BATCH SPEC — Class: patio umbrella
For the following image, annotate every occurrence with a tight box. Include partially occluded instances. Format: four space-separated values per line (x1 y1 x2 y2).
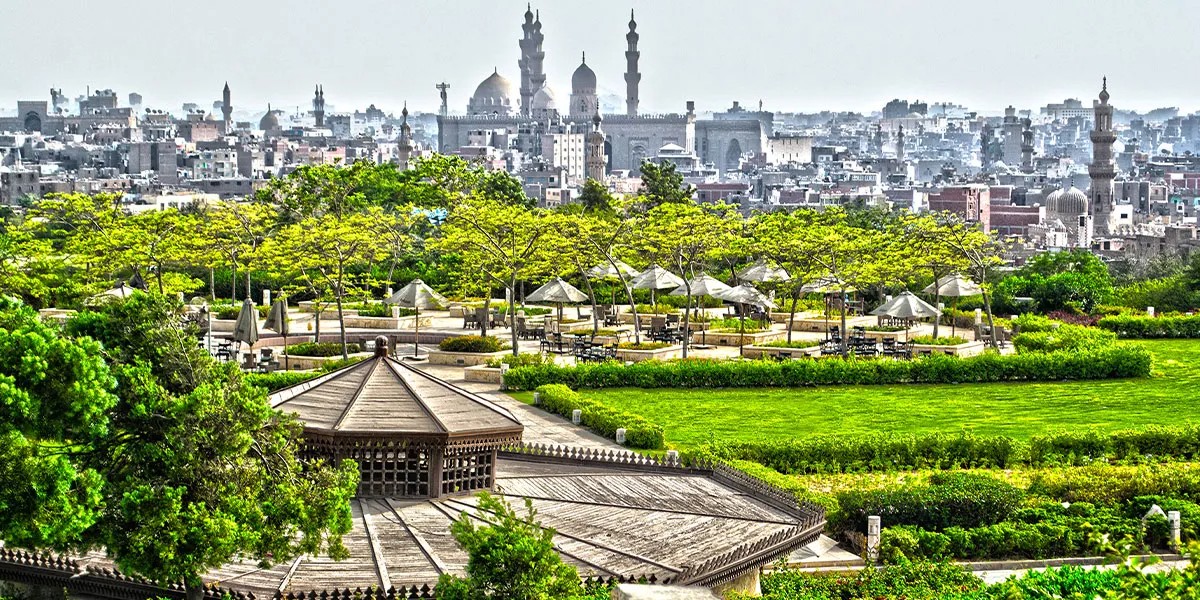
527 277 589 326
738 260 791 283
386 279 448 359
715 284 778 356
87 283 138 304
870 291 941 320
231 298 260 365
922 273 982 338
264 296 290 370
631 264 685 314
586 260 639 308
670 273 732 348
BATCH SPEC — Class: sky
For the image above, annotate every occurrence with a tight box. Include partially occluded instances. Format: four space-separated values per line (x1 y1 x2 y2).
1 0 1196 118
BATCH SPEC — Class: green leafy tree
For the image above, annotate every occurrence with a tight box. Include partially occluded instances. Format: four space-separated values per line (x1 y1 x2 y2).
577 178 614 214
751 210 822 342
638 161 694 207
1004 249 1113 313
436 493 603 600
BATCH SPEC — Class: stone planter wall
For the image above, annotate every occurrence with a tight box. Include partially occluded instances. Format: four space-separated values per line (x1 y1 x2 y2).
788 315 875 332
769 311 818 324
614 345 683 362
741 345 821 360
860 329 911 342
463 365 504 384
427 349 510 367
692 329 786 347
210 318 237 333
341 315 433 329
910 340 986 357
277 351 373 371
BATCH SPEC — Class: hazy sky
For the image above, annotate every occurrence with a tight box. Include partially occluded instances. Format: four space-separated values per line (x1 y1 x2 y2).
1 0 1196 117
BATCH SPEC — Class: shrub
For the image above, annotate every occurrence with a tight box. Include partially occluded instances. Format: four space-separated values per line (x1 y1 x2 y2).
438 335 505 353
318 356 367 372
349 303 417 318
244 371 320 391
758 339 819 349
1029 425 1200 466
617 341 671 350
1098 313 1200 338
286 342 362 357
534 384 664 449
865 325 906 332
494 302 551 317
833 472 1025 534
704 432 1024 475
502 345 1152 391
910 335 968 346
1028 463 1200 504
484 352 555 369
1012 313 1056 332
758 560 983 600
213 305 241 320
634 304 679 315
878 519 1109 562
1046 310 1101 326
1013 324 1116 353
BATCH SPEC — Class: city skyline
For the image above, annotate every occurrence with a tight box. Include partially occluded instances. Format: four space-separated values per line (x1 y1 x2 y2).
1 0 1197 116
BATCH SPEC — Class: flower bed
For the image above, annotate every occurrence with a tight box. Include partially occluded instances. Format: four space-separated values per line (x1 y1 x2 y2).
788 315 876 332
428 335 511 366
502 345 1152 391
341 314 433 329
287 341 362 357
909 335 985 357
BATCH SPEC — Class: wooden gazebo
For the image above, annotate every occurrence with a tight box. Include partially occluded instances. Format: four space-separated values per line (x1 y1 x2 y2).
269 339 523 498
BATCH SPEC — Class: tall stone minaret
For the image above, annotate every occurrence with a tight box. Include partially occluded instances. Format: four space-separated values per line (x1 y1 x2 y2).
1020 118 1034 173
312 85 325 128
624 9 640 117
530 11 546 101
586 111 607 182
398 103 413 170
518 4 535 117
1089 77 1116 238
896 125 905 161
221 82 233 133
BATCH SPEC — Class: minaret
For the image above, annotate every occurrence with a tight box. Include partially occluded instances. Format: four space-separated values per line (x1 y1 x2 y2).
397 103 413 170
896 125 905 161
586 111 606 182
624 9 641 117
436 82 450 117
1020 118 1034 173
872 125 883 154
312 85 325 128
980 123 993 172
221 82 233 133
1089 77 1116 238
518 4 535 117
530 11 546 102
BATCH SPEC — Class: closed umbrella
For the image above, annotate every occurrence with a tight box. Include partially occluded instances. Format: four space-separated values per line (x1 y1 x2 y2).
670 273 732 349
922 273 982 338
715 284 778 356
631 264 685 314
527 277 589 327
231 298 260 366
386 279 448 359
264 296 290 370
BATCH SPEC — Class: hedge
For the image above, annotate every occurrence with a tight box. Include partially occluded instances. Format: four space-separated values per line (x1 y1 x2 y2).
245 371 320 391
1012 324 1116 353
534 384 664 449
834 473 1025 534
438 335 505 353
1098 314 1200 338
700 425 1200 476
286 342 362 357
503 345 1152 390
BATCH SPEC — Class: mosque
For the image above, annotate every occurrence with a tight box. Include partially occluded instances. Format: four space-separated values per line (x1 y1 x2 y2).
437 6 767 176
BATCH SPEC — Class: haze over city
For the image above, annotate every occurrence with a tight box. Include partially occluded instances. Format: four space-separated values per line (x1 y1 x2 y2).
1 0 1197 115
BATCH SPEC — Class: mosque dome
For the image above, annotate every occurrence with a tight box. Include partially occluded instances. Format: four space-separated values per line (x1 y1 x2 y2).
572 54 597 92
530 85 559 111
469 70 517 114
1048 186 1088 218
259 105 279 131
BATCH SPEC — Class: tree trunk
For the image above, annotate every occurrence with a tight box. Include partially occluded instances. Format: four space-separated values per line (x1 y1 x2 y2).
621 276 641 345
680 283 692 359
185 578 204 600
231 265 238 302
982 286 999 351
314 304 322 345
481 294 490 339
209 267 216 302
787 294 798 343
336 290 348 360
246 269 253 305
155 265 164 295
839 289 849 354
577 264 600 336
932 289 942 339
508 278 519 356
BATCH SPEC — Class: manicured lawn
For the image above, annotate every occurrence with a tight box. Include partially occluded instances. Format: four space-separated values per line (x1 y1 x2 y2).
538 340 1200 448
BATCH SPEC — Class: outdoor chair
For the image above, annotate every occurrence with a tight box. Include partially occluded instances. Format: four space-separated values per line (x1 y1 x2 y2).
852 326 867 340
881 338 897 356
463 311 479 330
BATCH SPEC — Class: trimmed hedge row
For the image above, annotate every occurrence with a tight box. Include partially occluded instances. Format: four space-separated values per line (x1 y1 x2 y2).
534 384 664 449
286 342 362 357
1098 314 1200 338
504 345 1152 391
833 473 1025 534
703 425 1200 476
439 335 505 353
1012 325 1116 353
245 371 320 391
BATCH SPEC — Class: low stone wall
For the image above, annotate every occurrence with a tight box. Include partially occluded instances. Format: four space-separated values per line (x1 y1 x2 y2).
741 345 821 360
463 364 503 384
910 340 985 357
788 316 875 332
342 315 433 329
277 351 373 371
693 329 786 347
427 349 509 367
614 345 683 362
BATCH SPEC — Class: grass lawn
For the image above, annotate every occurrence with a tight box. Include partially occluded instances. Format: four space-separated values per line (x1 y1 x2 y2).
531 340 1200 448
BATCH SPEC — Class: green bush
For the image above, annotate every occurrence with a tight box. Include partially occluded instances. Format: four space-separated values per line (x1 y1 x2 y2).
534 384 664 449
484 352 555 369
704 432 1024 475
347 303 417 318
1098 313 1200 338
617 341 671 350
758 560 983 600
833 473 1025 534
1029 425 1200 466
758 339 819 349
286 342 362 357
1028 463 1200 504
213 305 241 320
1013 324 1116 353
244 371 320 391
634 303 679 315
878 519 1110 562
503 345 1152 391
438 335 505 353
1012 313 1057 332
910 334 968 346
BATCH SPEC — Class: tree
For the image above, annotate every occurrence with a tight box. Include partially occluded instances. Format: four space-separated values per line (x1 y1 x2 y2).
435 493 604 600
752 210 822 342
263 210 387 359
894 212 971 338
939 217 1008 350
1003 249 1112 313
638 161 693 207
61 296 359 600
637 203 738 357
577 178 614 214
201 201 276 302
0 227 71 308
27 192 130 289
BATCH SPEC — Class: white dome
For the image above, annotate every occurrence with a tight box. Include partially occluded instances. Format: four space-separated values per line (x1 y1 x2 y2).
469 70 517 115
531 85 559 111
1049 186 1088 218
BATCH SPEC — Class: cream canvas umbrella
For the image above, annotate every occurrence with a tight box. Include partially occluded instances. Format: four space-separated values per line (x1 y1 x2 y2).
870 291 942 340
738 260 791 284
527 277 589 326
386 279 448 360
670 273 731 349
922 274 982 338
263 296 290 370
231 298 260 366
631 264 685 314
